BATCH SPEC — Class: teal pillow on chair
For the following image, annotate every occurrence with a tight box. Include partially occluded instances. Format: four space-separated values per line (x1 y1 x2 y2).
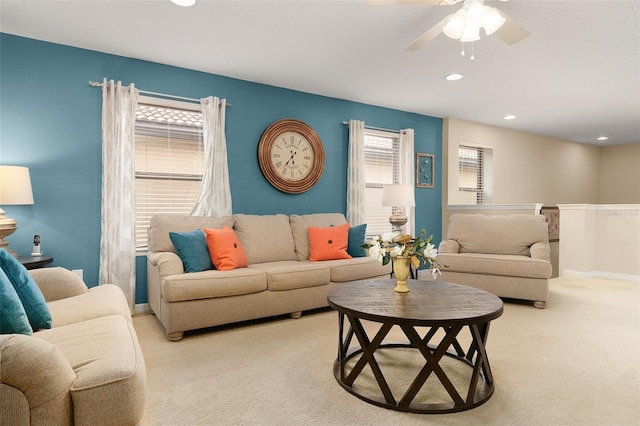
0 266 33 335
169 230 214 273
0 249 52 330
347 224 368 258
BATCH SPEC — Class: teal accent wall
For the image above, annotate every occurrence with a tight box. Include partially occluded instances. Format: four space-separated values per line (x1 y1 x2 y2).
0 33 443 304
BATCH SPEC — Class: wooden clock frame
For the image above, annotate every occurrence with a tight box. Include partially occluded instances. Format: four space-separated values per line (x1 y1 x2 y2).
258 119 325 194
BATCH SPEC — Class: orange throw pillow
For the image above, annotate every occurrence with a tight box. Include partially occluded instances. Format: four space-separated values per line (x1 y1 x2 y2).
308 223 352 261
203 227 248 271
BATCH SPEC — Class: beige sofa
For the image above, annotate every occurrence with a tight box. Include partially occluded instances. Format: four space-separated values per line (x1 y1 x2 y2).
437 214 552 308
0 267 146 426
147 213 391 340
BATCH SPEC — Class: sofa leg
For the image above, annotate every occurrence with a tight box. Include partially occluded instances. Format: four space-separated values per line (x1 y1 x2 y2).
533 301 547 309
166 331 184 341
289 311 302 319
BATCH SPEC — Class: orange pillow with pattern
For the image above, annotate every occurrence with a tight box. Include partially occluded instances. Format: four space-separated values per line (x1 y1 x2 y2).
203 226 248 271
308 223 352 261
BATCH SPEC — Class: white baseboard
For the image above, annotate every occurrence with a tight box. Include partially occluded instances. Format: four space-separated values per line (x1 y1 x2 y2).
134 303 150 315
562 270 640 282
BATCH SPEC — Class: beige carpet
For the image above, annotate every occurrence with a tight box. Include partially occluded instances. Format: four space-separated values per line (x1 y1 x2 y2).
133 276 640 425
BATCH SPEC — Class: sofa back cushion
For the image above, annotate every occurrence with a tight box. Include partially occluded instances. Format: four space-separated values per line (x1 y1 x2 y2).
233 214 297 264
148 214 235 253
447 214 549 256
290 213 348 260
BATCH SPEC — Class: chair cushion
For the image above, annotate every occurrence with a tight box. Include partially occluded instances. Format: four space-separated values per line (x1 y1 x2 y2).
248 261 331 291
169 230 213 273
47 284 132 328
436 252 552 279
0 249 51 330
289 213 348 260
0 268 32 335
308 223 352 261
204 226 248 271
161 269 267 302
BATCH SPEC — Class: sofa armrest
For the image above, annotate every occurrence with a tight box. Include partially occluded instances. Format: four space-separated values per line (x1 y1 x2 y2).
438 240 460 254
147 252 184 277
530 242 551 262
29 267 88 302
0 334 76 422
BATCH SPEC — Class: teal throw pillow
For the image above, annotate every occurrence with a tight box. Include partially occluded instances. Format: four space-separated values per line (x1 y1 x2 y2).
169 230 214 273
347 224 368 258
0 249 52 330
0 265 33 335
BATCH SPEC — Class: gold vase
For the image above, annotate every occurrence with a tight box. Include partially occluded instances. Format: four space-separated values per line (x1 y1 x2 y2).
393 256 411 293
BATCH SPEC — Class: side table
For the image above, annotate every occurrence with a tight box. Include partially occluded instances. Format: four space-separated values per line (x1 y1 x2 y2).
18 255 53 270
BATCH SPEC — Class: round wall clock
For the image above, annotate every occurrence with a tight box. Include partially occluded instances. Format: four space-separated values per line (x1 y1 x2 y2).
258 119 325 194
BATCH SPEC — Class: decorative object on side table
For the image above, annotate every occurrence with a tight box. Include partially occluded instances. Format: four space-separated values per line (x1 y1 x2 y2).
381 183 415 233
0 166 35 257
363 229 444 292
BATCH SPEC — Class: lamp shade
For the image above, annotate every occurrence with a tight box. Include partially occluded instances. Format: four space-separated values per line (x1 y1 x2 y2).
381 184 415 207
0 166 34 205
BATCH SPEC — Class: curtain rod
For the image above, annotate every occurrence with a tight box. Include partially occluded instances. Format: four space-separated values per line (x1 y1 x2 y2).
88 81 232 107
342 121 406 135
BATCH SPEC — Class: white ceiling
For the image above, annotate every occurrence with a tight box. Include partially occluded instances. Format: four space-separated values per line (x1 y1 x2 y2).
1 0 639 145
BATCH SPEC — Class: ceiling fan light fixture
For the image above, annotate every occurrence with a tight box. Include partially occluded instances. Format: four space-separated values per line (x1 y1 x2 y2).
483 7 506 35
443 12 466 39
460 27 480 42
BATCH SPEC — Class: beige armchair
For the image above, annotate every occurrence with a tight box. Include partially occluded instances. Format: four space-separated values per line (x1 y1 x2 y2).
437 214 552 308
1 267 146 426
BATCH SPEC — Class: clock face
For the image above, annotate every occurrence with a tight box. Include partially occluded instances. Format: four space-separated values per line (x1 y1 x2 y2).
270 131 315 182
258 119 325 194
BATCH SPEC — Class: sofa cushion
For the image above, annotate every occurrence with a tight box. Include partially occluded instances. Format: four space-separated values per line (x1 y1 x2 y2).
0 249 51 330
290 213 348 261
0 268 32 335
248 261 330 291
204 227 248 271
447 214 549 256
169 230 214 273
47 284 131 328
234 214 297 264
308 223 352 261
161 269 267 302
320 258 392 283
148 214 235 254
436 252 552 279
35 315 146 426
347 223 367 258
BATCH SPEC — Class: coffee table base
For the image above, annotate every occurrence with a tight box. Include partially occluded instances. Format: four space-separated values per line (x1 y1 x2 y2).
333 313 496 414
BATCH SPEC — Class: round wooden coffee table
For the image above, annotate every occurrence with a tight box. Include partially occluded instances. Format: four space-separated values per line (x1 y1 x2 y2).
327 279 503 414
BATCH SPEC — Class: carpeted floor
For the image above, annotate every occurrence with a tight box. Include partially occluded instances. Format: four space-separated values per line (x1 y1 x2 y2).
133 276 640 425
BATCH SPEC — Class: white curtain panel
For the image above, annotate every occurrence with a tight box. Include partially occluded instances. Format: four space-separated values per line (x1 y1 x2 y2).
99 79 139 312
346 119 366 226
399 128 415 235
191 96 233 217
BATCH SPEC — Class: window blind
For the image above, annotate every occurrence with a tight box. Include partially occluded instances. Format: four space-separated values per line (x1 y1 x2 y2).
458 144 493 204
134 103 204 250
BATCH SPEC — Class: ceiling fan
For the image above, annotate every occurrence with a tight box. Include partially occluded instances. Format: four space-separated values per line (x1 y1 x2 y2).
369 0 529 51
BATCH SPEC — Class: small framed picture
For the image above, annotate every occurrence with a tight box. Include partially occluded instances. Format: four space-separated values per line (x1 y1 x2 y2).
416 153 434 188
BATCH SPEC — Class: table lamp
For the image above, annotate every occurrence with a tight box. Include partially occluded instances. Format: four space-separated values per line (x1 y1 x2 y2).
0 166 34 257
381 183 415 233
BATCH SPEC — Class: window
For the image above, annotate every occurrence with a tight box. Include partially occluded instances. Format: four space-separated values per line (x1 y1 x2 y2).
134 98 204 250
458 144 493 204
363 129 410 237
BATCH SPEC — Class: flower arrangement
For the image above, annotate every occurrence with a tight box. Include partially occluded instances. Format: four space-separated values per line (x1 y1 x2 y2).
363 229 444 279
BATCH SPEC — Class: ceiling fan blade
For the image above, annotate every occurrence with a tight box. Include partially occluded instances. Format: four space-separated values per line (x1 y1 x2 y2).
366 0 461 6
494 11 529 45
405 14 453 51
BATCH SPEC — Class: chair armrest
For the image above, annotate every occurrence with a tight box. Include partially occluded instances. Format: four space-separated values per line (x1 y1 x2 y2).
530 242 551 262
147 252 184 277
438 240 460 254
29 267 88 302
0 334 76 412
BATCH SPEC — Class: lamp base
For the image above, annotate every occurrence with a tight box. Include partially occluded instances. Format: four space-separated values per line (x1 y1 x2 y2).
389 211 408 233
0 207 19 258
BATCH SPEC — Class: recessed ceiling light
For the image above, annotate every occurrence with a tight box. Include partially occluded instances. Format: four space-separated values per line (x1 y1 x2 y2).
445 73 464 81
597 136 609 141
503 115 516 120
171 0 196 6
